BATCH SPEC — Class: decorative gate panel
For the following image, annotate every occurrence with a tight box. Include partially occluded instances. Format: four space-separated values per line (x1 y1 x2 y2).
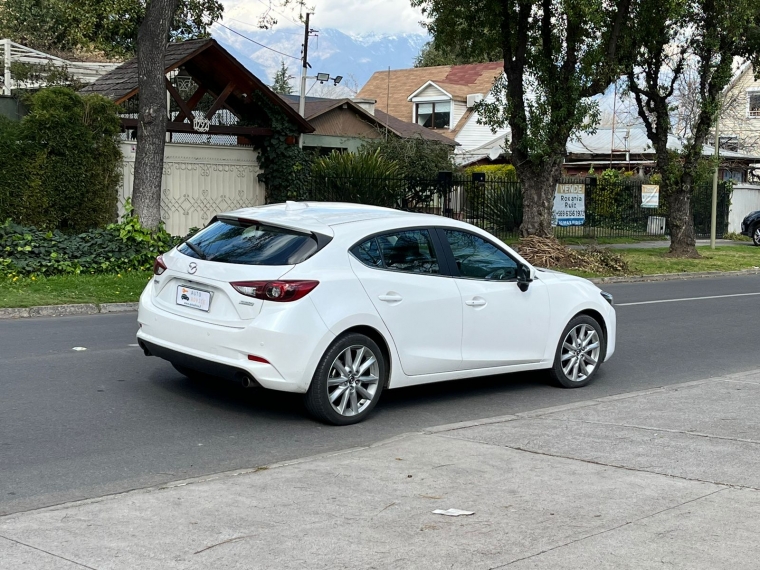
119 142 263 236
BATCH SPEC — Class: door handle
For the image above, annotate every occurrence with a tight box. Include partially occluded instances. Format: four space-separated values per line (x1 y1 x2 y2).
465 298 487 307
378 294 403 303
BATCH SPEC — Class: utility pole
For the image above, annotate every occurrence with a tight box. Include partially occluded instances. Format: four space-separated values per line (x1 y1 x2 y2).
298 12 312 148
4 39 12 96
710 107 720 249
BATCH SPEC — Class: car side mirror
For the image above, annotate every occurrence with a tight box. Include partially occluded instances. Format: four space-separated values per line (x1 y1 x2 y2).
516 263 533 292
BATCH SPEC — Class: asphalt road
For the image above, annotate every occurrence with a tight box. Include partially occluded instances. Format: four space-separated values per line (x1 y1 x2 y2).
2 275 760 515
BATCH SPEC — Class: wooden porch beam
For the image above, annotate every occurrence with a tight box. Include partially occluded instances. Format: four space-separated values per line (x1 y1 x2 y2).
174 86 208 123
205 81 236 119
121 118 272 136
164 77 195 124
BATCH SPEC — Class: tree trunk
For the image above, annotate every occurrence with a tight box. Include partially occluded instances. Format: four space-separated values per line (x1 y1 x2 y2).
132 0 179 230
518 157 563 237
667 183 699 258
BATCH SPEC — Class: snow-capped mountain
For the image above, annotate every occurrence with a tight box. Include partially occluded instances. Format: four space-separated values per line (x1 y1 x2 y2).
212 26 428 94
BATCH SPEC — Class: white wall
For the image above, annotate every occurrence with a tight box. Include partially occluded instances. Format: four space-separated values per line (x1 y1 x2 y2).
120 142 263 237
729 184 760 234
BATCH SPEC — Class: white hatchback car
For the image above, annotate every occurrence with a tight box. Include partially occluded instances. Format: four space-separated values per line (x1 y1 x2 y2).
137 202 616 425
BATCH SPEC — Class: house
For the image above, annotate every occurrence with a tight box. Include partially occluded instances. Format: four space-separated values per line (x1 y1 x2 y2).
357 62 506 157
719 62 760 159
278 95 457 154
461 127 760 182
81 38 314 235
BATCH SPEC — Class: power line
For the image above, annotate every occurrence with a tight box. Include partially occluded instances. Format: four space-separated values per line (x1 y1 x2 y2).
229 18 302 36
215 23 301 61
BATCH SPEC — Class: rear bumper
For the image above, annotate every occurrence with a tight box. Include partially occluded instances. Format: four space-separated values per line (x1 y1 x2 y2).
139 339 258 385
136 287 335 394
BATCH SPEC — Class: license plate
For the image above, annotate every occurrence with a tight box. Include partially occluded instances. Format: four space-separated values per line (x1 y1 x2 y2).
176 285 211 312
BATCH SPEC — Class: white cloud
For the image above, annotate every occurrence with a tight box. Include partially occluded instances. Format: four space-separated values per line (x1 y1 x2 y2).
220 0 426 36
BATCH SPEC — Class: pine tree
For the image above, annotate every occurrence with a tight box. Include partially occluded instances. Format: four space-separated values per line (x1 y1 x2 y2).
271 60 294 95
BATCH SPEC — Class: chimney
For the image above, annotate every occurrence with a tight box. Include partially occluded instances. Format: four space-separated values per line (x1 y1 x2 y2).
352 98 376 115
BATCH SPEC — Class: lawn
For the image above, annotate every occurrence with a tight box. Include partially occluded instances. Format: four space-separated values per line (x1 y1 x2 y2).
0 271 152 308
565 245 760 278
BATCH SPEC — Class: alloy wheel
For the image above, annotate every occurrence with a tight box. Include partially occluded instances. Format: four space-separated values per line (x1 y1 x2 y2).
560 324 601 383
754 227 760 245
327 345 380 416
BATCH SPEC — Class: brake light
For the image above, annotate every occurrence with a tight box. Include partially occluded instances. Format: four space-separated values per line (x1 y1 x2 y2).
231 280 319 302
153 255 167 276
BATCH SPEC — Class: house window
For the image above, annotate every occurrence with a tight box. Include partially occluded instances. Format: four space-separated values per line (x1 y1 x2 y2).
416 101 451 129
750 92 760 118
719 135 739 152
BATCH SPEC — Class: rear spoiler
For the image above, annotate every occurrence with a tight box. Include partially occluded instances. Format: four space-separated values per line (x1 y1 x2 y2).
213 215 333 249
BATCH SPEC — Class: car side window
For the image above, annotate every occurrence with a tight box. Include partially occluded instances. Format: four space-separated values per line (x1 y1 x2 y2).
350 238 383 268
377 230 439 274
444 230 517 280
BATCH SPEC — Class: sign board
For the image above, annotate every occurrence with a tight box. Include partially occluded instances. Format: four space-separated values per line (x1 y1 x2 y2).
642 184 660 208
552 184 585 226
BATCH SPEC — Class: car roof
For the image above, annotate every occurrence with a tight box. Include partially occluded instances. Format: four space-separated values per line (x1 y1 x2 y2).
223 202 446 235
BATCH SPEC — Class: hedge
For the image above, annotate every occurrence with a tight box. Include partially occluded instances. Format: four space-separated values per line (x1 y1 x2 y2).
0 87 122 232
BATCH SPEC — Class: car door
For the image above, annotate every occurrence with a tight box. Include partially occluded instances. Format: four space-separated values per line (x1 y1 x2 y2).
348 228 462 376
438 228 550 369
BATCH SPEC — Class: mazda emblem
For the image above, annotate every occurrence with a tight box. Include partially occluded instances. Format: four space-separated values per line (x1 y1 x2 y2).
188 262 198 274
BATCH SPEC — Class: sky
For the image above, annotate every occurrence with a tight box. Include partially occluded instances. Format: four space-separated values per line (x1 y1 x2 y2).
219 0 427 36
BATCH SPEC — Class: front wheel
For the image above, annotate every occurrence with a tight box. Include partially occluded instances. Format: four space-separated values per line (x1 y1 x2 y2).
549 315 606 388
304 333 387 425
752 225 760 246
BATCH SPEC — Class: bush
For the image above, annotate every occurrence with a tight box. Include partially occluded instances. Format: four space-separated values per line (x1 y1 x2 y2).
361 136 454 180
463 164 517 181
310 149 404 207
0 87 122 232
0 201 180 277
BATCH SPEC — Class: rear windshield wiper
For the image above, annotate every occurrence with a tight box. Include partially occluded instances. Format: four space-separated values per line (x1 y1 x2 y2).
183 240 207 260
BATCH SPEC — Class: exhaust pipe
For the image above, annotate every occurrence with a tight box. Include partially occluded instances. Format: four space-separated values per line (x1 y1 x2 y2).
138 340 152 357
239 374 259 388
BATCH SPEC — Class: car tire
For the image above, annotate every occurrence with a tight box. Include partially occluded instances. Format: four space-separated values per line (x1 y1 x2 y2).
172 363 208 381
304 333 387 426
549 315 606 388
752 225 760 246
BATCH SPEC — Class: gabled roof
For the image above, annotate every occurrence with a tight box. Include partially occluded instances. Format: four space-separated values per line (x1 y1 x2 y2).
407 81 453 101
357 61 503 123
81 38 313 133
279 95 458 146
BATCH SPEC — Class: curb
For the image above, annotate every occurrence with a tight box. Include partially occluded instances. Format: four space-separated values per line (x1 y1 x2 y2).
589 268 760 285
0 302 138 320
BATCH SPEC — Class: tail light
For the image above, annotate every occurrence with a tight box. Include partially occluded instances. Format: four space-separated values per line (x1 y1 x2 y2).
153 255 167 276
231 280 319 302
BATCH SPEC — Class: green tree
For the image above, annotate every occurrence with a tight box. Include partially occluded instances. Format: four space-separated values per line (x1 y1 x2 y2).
414 41 500 68
271 60 294 95
411 0 635 237
0 0 223 57
625 0 760 257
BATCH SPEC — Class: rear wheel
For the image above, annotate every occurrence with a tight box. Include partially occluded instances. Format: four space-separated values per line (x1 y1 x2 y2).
304 333 387 425
752 225 760 246
549 315 606 388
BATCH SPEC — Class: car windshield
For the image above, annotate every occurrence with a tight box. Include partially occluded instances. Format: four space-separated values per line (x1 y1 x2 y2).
178 219 318 265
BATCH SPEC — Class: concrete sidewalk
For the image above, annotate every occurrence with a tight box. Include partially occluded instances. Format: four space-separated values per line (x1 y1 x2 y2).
3 371 760 569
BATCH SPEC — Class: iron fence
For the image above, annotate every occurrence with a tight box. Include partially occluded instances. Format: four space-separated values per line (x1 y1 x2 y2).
287 175 732 240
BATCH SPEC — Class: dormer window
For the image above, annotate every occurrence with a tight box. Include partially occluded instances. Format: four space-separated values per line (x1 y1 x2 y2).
416 101 451 129
749 92 760 118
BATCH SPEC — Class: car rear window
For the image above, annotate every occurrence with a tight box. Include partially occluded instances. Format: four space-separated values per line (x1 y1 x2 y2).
178 219 319 265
